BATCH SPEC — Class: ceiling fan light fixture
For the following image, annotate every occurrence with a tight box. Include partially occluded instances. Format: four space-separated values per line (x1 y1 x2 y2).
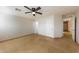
32 12 36 16
32 12 35 14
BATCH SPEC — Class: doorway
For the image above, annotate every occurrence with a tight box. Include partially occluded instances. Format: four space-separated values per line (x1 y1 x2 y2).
63 15 76 43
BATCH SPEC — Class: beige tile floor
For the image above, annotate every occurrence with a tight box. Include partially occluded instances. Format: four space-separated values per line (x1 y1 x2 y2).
0 32 79 53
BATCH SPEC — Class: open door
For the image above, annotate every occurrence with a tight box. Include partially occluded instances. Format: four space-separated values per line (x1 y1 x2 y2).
71 16 76 42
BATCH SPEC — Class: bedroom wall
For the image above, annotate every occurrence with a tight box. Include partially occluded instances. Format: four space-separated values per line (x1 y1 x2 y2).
34 15 63 38
34 16 55 37
0 13 33 41
0 13 63 41
54 15 63 38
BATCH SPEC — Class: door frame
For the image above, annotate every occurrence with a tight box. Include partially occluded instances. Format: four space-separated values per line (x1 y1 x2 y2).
63 15 77 43
74 16 77 43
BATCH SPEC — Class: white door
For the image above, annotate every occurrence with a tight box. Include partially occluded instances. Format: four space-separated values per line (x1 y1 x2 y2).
71 16 76 42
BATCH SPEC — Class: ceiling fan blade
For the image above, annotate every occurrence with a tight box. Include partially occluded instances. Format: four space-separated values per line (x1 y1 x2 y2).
35 7 41 11
25 12 31 14
24 6 32 11
36 12 42 15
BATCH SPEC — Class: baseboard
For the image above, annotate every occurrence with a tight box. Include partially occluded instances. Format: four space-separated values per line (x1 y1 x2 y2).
76 39 79 44
0 33 63 42
36 33 63 39
0 33 33 42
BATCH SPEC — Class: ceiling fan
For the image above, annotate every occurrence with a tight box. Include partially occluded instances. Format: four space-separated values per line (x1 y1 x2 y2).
24 6 42 16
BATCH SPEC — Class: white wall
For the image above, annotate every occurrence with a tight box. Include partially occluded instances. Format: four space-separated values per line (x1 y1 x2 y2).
34 15 63 38
54 15 63 38
0 13 63 41
0 13 33 41
34 16 55 37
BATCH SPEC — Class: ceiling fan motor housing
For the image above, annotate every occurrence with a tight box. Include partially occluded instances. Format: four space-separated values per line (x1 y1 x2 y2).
32 8 36 12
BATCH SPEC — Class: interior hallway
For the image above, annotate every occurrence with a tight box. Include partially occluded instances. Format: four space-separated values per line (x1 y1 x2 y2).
0 32 79 53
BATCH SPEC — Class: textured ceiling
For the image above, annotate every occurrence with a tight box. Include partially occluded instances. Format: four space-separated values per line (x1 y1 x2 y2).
0 6 79 19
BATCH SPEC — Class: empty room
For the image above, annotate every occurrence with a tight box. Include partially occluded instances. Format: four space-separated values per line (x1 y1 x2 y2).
0 6 79 53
